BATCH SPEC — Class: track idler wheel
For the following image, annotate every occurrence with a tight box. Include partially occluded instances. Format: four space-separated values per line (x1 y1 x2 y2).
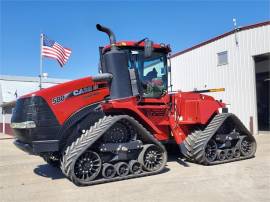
115 162 129 177
129 160 142 174
240 136 256 157
102 163 116 179
217 150 226 161
73 151 102 183
138 144 166 172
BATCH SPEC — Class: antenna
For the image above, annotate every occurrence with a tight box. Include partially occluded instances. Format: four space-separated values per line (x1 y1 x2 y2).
233 18 239 46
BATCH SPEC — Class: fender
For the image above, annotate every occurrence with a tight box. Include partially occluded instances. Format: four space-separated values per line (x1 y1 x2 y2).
58 102 105 150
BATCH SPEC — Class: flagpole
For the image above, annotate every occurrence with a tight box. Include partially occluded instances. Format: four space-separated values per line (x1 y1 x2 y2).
39 33 43 89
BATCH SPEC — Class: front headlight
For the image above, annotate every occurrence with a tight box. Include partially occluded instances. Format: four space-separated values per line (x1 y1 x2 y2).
11 121 36 129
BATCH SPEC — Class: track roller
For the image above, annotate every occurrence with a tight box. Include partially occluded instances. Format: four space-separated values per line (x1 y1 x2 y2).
102 163 116 179
129 160 142 174
115 162 129 177
217 150 226 161
233 148 241 158
225 149 233 159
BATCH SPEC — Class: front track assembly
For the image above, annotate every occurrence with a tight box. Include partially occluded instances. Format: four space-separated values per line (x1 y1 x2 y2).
61 115 167 186
181 113 257 165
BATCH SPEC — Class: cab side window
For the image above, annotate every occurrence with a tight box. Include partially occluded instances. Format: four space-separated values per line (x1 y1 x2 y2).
142 56 167 98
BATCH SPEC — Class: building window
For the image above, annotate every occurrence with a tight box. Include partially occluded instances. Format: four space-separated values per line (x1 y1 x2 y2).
217 51 228 66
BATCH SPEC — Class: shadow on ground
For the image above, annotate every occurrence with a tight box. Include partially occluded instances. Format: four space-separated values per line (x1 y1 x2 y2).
167 153 191 167
165 143 191 167
34 164 65 180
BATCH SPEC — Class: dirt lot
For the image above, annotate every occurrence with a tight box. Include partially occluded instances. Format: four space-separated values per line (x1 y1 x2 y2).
0 133 269 202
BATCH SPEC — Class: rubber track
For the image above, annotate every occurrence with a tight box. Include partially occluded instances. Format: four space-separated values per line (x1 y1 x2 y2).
182 113 257 165
61 115 167 186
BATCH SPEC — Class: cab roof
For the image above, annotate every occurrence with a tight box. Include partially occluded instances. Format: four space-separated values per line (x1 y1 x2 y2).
102 41 171 53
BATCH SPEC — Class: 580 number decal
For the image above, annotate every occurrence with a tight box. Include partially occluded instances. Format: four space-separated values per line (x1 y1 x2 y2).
52 95 65 105
51 85 101 105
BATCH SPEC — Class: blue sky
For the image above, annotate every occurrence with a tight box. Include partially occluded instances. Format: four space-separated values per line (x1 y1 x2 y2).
1 0 269 79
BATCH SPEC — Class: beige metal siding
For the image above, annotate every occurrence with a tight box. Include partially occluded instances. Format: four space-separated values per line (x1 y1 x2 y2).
171 25 270 134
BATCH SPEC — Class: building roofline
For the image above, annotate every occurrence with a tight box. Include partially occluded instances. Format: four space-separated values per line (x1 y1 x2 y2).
0 74 69 83
171 21 270 58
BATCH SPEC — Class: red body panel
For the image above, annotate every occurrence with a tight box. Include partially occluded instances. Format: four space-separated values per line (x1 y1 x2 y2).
22 77 109 125
172 92 224 124
102 92 225 144
102 96 170 141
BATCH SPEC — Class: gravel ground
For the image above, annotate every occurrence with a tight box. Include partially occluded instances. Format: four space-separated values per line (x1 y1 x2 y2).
0 133 269 202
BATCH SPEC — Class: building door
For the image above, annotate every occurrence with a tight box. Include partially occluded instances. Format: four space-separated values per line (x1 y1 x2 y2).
254 53 270 132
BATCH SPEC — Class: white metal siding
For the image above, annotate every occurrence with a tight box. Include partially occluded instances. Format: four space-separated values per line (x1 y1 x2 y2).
0 76 69 123
0 80 59 103
171 25 270 134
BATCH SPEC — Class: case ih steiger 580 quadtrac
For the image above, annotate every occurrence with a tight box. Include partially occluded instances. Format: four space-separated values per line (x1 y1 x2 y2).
11 24 257 186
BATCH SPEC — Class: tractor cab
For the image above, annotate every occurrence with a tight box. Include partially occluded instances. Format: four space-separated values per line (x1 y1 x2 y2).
127 46 169 98
97 24 171 100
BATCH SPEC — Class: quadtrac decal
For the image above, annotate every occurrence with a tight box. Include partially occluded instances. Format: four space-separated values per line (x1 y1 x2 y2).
52 85 99 105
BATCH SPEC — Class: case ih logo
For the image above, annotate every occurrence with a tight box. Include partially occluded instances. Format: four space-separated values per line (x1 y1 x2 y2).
73 85 98 96
52 85 99 105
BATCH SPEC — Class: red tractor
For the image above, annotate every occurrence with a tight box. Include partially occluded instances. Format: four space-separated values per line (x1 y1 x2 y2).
11 24 256 186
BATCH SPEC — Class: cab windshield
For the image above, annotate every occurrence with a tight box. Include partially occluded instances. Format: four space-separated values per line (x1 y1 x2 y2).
127 50 168 98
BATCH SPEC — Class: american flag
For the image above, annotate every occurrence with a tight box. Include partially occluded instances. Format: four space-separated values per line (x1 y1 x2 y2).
42 34 72 67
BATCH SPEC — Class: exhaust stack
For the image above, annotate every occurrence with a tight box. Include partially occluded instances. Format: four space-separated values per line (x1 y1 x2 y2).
96 24 116 47
96 23 133 100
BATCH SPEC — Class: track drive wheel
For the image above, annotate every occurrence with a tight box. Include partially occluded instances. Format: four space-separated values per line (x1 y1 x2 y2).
138 144 166 172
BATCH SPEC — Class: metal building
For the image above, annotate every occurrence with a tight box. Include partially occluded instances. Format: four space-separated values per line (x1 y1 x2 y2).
0 75 69 135
170 21 270 135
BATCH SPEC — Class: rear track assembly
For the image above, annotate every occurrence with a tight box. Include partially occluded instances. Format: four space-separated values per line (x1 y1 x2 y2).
181 113 257 165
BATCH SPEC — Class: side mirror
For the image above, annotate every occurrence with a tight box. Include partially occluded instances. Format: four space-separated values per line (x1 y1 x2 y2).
144 39 153 58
